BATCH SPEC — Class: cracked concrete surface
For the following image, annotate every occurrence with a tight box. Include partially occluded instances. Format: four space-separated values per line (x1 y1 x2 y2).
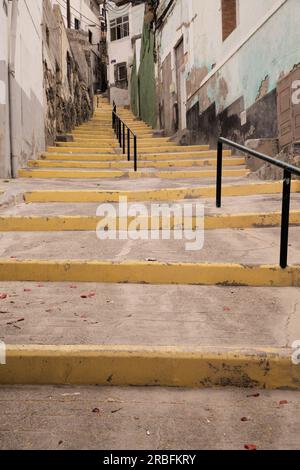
0 386 299 450
0 228 299 264
0 283 299 347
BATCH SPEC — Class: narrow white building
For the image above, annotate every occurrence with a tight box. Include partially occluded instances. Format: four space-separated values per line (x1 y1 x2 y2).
106 0 146 106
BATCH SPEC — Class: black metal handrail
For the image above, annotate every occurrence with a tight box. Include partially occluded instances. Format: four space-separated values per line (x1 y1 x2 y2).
216 137 300 269
112 107 138 172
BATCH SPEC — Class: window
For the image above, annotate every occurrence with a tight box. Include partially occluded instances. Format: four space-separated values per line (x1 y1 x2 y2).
221 0 237 41
117 64 127 82
74 18 80 30
110 15 129 41
89 30 93 44
114 62 128 88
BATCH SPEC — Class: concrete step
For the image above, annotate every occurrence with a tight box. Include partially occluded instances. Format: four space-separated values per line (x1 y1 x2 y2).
29 157 245 168
22 180 300 203
0 385 299 449
18 168 249 179
0 228 299 266
2 194 299 217
0 211 299 231
54 141 183 149
70 138 175 145
72 130 155 137
46 146 212 155
41 150 233 160
0 281 299 348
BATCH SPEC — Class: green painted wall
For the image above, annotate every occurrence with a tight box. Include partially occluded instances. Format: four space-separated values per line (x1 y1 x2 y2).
130 53 139 117
131 22 157 128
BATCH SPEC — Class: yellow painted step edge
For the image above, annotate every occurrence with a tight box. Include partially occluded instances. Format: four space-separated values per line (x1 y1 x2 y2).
0 345 298 388
28 158 245 168
0 260 299 287
24 181 300 203
0 212 299 231
18 169 248 179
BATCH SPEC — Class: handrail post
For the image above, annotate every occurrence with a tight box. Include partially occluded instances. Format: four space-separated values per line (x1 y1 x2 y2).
134 135 137 172
216 140 223 208
127 129 130 161
280 169 291 269
118 117 121 146
123 123 126 154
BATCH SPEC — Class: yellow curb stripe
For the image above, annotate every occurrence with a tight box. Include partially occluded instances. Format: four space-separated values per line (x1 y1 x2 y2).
47 146 213 155
41 153 125 161
0 260 299 287
28 158 245 169
24 181 300 203
18 168 248 179
41 151 232 161
0 212 299 231
47 147 116 154
0 345 298 388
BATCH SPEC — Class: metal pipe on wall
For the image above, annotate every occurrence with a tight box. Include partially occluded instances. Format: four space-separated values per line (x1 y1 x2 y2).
8 0 19 178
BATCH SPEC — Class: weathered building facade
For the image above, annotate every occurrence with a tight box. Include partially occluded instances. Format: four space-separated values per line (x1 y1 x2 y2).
0 0 104 178
154 0 300 152
106 0 146 107
51 0 105 92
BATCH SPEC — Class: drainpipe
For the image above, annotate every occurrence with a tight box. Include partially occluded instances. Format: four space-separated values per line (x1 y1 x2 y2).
8 0 19 178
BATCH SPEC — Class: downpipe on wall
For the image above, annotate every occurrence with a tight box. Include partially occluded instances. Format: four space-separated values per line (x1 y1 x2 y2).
8 0 19 178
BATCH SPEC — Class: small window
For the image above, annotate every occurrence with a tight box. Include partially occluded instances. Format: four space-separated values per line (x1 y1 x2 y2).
114 62 128 89
222 0 237 41
89 30 93 44
117 64 127 82
74 18 80 30
110 15 129 42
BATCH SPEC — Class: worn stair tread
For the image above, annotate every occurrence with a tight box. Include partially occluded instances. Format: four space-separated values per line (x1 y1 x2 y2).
0 282 299 347
0 227 299 264
1 194 300 216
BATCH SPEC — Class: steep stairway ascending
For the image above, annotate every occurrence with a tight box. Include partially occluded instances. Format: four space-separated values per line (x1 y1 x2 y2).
0 94 300 394
18 98 248 181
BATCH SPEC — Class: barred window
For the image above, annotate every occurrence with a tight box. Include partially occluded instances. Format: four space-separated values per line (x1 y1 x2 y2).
110 15 129 41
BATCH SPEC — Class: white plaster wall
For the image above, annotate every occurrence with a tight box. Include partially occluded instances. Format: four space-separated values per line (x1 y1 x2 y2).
4 0 45 176
0 2 10 177
15 0 45 164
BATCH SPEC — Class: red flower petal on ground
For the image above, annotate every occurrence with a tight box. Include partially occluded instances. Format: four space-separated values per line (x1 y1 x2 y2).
279 400 288 405
0 294 8 300
244 444 257 451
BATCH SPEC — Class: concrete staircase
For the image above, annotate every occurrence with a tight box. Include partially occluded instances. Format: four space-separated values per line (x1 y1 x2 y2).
1 96 300 392
19 98 247 180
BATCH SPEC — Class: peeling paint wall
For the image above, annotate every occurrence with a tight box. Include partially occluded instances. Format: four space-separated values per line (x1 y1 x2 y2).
156 0 300 145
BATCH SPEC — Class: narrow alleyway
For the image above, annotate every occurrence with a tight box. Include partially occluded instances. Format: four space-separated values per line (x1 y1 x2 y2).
0 96 300 449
